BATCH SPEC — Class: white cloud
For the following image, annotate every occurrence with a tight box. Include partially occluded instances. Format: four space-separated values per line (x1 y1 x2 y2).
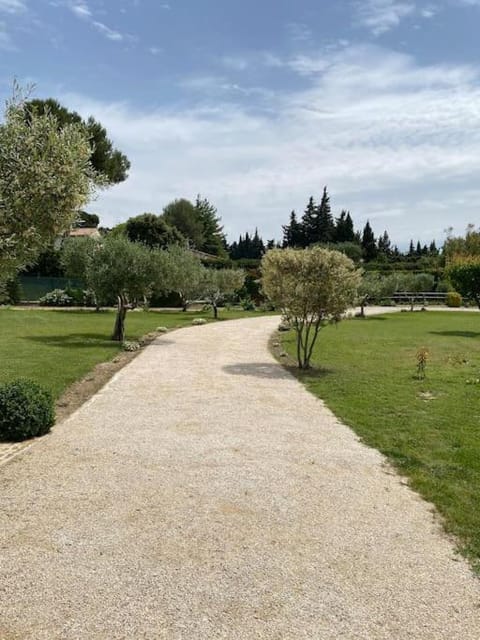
92 20 123 41
0 0 26 13
355 0 416 34
149 46 162 55
59 45 480 246
68 1 125 42
69 1 91 18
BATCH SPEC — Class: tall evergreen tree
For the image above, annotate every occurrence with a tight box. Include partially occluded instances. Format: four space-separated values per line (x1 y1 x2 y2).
195 195 227 256
429 240 438 256
335 210 356 243
408 240 415 257
282 210 304 247
251 228 265 258
301 196 317 246
377 230 392 257
361 221 377 261
316 186 335 243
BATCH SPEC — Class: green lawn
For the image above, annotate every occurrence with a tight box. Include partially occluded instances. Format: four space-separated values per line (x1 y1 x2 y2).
0 307 258 399
282 311 480 568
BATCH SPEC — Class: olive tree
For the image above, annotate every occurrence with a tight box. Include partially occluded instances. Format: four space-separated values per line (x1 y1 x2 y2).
262 247 361 369
166 245 205 311
0 92 95 283
201 268 245 318
63 236 172 341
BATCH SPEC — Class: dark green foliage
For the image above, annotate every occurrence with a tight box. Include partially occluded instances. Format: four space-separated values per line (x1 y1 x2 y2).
377 230 392 258
361 221 377 261
335 210 355 243
23 244 64 277
163 199 204 249
25 99 130 184
447 258 480 308
126 213 184 249
0 277 23 304
75 211 99 228
230 230 265 259
194 195 227 256
282 210 304 248
316 187 335 244
300 196 317 245
0 379 55 441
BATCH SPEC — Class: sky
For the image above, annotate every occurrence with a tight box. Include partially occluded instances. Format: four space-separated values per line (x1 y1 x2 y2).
1 0 480 247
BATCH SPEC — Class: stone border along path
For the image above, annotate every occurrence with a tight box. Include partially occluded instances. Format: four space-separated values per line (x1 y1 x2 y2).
1 314 480 639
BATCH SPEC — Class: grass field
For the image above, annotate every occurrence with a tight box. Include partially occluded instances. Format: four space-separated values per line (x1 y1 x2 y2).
282 311 480 568
0 307 257 399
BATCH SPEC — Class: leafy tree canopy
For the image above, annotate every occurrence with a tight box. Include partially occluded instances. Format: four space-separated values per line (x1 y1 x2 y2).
262 247 361 369
162 198 204 249
25 98 130 185
0 91 95 282
125 213 185 249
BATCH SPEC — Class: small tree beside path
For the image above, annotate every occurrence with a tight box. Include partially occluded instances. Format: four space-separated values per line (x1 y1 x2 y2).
262 247 361 369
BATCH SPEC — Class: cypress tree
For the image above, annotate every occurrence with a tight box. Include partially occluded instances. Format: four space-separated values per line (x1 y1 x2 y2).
361 221 377 261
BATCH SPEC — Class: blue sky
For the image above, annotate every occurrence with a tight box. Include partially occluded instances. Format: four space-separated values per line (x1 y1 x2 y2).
1 0 480 246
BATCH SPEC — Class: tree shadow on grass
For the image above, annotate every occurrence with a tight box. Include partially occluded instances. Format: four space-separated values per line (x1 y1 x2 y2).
23 333 117 349
430 331 480 339
24 334 177 349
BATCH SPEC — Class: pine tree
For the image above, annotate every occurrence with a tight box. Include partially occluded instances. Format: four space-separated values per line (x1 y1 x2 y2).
282 210 304 247
408 240 415 257
344 212 355 242
336 210 356 243
377 230 391 257
361 221 377 261
316 186 335 244
195 195 227 256
334 210 347 243
429 240 438 256
416 241 422 257
301 196 317 246
251 228 265 259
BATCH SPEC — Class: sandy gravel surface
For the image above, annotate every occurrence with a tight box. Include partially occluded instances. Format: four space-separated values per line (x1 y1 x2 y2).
1 316 479 639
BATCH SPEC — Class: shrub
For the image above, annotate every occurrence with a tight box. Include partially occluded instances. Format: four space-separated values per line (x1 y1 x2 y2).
122 340 141 352
39 288 73 306
240 297 256 311
446 291 462 307
0 380 55 441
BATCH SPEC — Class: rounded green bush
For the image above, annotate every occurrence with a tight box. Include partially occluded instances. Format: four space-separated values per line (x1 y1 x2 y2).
446 291 462 308
0 380 55 442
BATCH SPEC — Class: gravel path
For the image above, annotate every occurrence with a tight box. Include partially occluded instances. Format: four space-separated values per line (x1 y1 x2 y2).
1 316 479 639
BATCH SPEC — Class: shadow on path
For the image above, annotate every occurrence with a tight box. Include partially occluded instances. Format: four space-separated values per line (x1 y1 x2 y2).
223 362 291 380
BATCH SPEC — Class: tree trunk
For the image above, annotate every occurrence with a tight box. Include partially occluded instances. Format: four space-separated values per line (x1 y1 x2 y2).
213 303 218 319
111 295 127 342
